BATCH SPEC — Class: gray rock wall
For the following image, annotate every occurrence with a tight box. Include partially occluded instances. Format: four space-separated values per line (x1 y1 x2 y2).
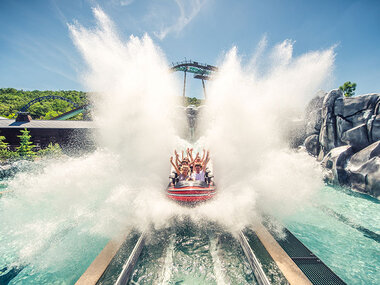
303 89 380 198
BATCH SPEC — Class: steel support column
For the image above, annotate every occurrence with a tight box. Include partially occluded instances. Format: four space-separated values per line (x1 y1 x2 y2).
183 70 187 98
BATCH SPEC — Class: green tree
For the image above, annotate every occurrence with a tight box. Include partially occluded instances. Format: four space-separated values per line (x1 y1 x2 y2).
0 135 8 150
0 149 19 161
339 81 357 97
185 97 203 107
41 110 61 120
17 128 36 159
0 135 19 161
0 89 88 119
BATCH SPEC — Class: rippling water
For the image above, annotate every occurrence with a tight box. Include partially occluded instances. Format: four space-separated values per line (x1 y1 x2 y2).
284 185 380 285
129 222 256 285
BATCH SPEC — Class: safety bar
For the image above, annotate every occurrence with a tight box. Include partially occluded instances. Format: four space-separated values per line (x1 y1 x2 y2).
115 233 146 285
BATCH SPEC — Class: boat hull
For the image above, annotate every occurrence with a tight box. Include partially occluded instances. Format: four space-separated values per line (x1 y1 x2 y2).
167 184 216 203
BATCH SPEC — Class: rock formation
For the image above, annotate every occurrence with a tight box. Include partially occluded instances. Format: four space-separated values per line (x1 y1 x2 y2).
303 89 380 198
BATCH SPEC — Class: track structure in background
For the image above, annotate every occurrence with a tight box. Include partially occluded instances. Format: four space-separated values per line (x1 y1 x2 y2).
17 95 89 121
171 60 218 99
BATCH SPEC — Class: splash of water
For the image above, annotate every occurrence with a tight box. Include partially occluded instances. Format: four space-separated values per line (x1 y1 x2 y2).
0 7 186 274
193 42 335 229
0 7 336 281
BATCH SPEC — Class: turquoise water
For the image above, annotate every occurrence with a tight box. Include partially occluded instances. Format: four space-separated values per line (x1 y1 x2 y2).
1 166 379 285
128 223 256 285
284 185 380 285
0 162 111 285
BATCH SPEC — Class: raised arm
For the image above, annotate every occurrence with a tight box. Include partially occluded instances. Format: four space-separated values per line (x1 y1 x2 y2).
188 148 195 164
170 156 180 175
174 150 181 168
202 150 210 169
201 149 206 162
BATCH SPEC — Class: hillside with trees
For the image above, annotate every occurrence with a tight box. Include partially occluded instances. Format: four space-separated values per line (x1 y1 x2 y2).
0 88 88 120
0 88 203 120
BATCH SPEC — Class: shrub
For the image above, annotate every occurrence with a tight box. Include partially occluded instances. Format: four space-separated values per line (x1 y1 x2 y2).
0 135 8 150
0 149 19 161
339 81 357 97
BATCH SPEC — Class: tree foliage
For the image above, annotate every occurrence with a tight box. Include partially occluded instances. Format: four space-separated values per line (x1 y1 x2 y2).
339 81 357 97
185 97 203 107
0 88 88 120
0 135 19 161
17 128 36 159
0 133 64 162
0 135 8 150
0 149 19 161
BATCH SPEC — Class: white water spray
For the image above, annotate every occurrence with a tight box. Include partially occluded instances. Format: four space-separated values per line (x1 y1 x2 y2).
192 42 335 229
0 7 185 274
0 7 337 280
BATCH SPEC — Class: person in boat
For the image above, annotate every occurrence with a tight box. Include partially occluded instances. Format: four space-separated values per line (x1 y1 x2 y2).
186 148 194 171
191 149 206 164
187 148 206 170
170 157 193 181
174 150 182 168
180 157 190 172
174 150 191 170
179 165 193 181
191 162 205 181
191 150 210 181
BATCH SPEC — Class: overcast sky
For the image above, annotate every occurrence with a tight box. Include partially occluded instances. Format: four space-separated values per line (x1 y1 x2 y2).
0 0 379 97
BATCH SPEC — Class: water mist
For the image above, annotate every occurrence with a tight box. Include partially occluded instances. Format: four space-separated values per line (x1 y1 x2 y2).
0 7 185 279
193 41 335 230
0 7 337 282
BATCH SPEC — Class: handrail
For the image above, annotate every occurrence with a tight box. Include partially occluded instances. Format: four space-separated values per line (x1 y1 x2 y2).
171 60 218 71
238 230 271 285
115 232 146 285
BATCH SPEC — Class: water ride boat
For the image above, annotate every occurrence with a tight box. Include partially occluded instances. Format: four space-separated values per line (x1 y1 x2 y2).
166 172 216 204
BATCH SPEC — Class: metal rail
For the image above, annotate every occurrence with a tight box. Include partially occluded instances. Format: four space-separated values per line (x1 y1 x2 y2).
115 233 146 285
171 60 218 72
171 60 218 98
238 231 271 285
51 105 89 120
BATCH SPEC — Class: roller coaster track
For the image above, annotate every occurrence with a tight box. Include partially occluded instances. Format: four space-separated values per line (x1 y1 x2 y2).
15 95 90 121
19 96 79 112
171 60 218 98
50 105 90 120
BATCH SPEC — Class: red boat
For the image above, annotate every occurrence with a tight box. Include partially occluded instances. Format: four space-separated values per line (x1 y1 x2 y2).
167 176 216 205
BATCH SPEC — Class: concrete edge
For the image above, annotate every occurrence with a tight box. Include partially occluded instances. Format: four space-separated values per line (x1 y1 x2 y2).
254 223 312 285
75 232 128 285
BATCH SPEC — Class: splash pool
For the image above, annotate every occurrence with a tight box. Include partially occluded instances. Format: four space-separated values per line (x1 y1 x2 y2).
0 165 378 285
283 186 380 285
